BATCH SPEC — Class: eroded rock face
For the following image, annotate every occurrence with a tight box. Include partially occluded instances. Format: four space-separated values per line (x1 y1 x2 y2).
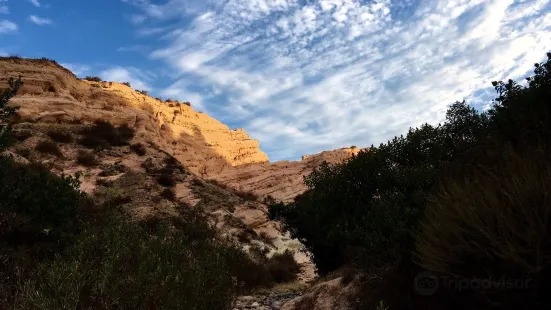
0 57 367 288
207 146 366 203
0 58 269 177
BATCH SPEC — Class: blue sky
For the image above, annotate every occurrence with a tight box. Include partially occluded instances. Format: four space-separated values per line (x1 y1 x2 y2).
1 0 551 161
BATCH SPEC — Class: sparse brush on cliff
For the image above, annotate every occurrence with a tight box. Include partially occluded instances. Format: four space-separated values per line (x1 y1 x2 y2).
0 76 23 149
78 120 134 150
47 129 73 143
35 140 63 157
84 76 102 82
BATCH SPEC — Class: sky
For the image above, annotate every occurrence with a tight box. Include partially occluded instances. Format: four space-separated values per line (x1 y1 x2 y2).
1 0 550 161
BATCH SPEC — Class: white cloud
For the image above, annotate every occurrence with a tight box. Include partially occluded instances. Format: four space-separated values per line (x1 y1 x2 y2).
0 20 16 33
28 0 40 7
29 15 51 25
100 66 153 91
0 5 8 14
60 63 91 77
125 0 551 160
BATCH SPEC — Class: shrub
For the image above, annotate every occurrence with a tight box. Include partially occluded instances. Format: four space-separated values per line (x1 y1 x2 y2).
46 129 73 143
267 251 301 283
9 205 244 310
157 173 176 187
0 76 23 149
121 82 131 87
269 52 551 277
130 142 146 156
84 76 102 82
35 140 63 157
160 188 176 201
182 101 191 106
76 150 98 167
78 120 134 150
136 90 149 96
415 149 551 307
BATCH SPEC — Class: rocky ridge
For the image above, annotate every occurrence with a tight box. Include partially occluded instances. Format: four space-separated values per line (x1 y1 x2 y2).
1 57 366 309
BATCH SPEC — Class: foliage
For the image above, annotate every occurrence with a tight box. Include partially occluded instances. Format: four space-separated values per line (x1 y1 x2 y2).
0 76 23 149
35 140 63 157
416 148 551 307
13 208 241 310
136 89 149 96
269 51 551 280
47 129 73 143
121 82 131 87
76 150 98 166
84 76 102 82
78 120 135 150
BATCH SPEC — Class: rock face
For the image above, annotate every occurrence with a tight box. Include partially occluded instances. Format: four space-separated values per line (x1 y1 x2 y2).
0 58 268 177
208 146 365 203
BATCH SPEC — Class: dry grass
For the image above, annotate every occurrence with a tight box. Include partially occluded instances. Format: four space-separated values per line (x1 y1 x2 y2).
416 148 551 279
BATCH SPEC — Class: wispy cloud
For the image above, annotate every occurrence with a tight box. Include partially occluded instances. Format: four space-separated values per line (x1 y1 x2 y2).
100 66 153 91
124 0 551 160
29 15 51 25
0 5 8 14
28 0 40 7
0 20 16 34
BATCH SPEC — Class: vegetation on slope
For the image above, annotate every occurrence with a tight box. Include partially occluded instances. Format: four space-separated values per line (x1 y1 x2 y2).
269 52 551 309
0 75 299 309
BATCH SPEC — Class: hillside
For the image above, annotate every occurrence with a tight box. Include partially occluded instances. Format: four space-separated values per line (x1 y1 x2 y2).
0 56 365 309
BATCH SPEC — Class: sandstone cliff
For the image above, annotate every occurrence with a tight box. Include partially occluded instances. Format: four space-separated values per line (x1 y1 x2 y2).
0 58 367 306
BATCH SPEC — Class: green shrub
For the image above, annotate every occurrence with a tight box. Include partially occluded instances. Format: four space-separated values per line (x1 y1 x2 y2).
0 155 86 247
12 207 243 310
78 120 134 150
47 129 73 143
121 82 131 87
136 89 149 96
269 52 551 278
84 76 102 82
0 76 23 149
76 150 98 167
35 140 63 157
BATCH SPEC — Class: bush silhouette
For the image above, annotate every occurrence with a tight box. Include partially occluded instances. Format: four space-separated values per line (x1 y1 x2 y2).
78 120 134 150
84 76 102 82
35 140 63 157
47 129 73 143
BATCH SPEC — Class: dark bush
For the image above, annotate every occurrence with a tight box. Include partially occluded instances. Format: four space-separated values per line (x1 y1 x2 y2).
182 101 191 106
157 173 176 187
76 150 98 167
267 250 301 283
160 188 176 201
0 76 23 149
121 82 131 87
136 90 149 96
46 129 73 143
84 76 102 82
35 140 63 157
130 142 146 156
416 149 551 307
78 120 135 150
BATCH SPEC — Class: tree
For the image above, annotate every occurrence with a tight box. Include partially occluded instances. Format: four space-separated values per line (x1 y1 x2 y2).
0 76 23 148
